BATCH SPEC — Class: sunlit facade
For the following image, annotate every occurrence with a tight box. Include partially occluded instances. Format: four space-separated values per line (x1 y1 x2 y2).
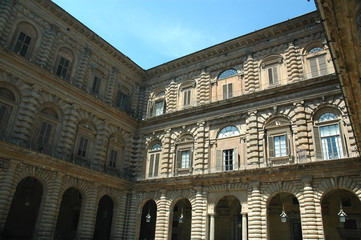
0 0 361 239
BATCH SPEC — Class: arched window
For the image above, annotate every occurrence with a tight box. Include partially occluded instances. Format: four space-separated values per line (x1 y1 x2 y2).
261 55 283 88
106 135 124 174
306 45 328 78
54 47 74 80
179 81 195 109
218 69 237 100
149 90 166 117
12 22 38 58
265 117 293 164
32 106 61 154
217 126 240 139
218 69 237 80
147 143 161 178
115 85 131 113
216 126 240 171
313 110 344 160
0 87 17 137
74 120 96 167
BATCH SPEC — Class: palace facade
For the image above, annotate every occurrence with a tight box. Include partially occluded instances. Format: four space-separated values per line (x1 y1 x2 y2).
0 0 361 239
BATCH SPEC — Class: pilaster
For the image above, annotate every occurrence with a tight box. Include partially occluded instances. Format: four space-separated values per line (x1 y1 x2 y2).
78 183 99 239
155 189 169 240
248 181 266 240
36 24 59 69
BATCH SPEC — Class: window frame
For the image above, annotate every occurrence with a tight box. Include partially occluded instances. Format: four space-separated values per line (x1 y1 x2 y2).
261 56 283 89
222 83 233 100
0 88 17 138
74 122 96 166
313 111 346 160
147 143 161 178
175 135 194 174
265 117 293 164
13 31 32 57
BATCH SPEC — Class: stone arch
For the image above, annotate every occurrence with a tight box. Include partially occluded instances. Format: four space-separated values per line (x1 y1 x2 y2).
316 176 361 204
58 177 92 203
96 187 124 211
8 20 39 58
167 189 197 210
0 81 21 103
311 104 344 122
301 40 325 55
262 181 302 202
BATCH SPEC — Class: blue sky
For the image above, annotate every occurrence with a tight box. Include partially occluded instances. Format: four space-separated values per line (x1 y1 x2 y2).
51 0 316 69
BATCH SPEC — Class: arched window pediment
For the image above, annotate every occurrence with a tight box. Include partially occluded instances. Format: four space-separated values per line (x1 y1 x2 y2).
261 55 283 68
217 126 240 139
218 69 237 80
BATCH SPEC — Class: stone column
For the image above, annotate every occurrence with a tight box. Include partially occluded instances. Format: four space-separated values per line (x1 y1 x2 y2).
104 67 118 105
241 212 248 240
300 176 324 239
246 111 260 166
0 0 17 46
0 160 18 230
209 213 215 240
124 191 138 239
161 129 172 177
35 24 59 69
248 181 265 239
191 186 207 239
194 122 206 174
198 69 210 105
77 183 99 239
34 172 64 240
73 47 91 89
294 101 309 163
112 191 127 239
155 189 169 239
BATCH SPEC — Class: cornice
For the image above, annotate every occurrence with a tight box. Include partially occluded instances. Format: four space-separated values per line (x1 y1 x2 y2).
33 0 146 79
145 11 320 78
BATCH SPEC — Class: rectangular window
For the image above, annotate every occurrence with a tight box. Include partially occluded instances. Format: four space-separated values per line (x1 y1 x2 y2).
269 134 289 158
223 149 234 171
0 104 11 136
77 136 89 158
37 121 53 145
309 55 327 78
223 83 233 100
91 76 101 94
268 66 278 85
183 89 191 106
148 153 160 177
56 56 70 79
14 32 31 57
320 124 343 160
109 149 118 168
116 91 131 112
180 150 190 168
155 100 165 116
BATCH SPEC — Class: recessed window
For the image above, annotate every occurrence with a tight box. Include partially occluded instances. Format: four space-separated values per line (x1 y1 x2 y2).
218 69 237 80
183 88 191 107
218 126 240 139
314 111 345 160
56 56 70 79
223 149 234 171
155 100 165 116
223 83 233 100
116 90 131 112
267 65 279 85
77 136 89 158
148 143 161 178
91 76 101 94
109 149 118 168
14 32 31 57
37 121 53 145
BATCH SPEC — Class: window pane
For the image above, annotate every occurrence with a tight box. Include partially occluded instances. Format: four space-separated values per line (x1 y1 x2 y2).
274 135 287 157
155 101 164 116
223 149 234 171
218 69 237 80
181 151 190 168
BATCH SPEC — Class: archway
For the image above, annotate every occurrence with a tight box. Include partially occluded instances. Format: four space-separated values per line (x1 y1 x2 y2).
54 187 82 240
3 177 43 239
267 192 302 240
93 195 114 240
170 198 191 240
215 195 242 240
139 199 157 240
321 189 361 239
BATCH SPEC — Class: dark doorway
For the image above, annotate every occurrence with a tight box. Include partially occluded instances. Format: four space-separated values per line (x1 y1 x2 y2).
268 192 302 240
215 195 242 240
322 189 361 240
3 177 43 239
93 195 114 240
54 187 82 240
139 199 157 240
171 198 191 240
